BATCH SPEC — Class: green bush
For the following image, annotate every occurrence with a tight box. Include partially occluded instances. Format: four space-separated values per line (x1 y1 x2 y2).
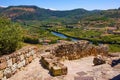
0 17 23 54
23 36 39 44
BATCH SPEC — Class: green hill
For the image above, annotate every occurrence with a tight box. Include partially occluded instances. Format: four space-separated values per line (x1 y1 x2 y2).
0 5 120 27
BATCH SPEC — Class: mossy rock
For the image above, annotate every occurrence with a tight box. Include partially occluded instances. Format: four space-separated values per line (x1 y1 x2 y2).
50 66 62 76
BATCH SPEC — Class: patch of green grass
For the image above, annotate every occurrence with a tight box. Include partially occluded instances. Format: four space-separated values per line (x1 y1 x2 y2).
109 44 120 52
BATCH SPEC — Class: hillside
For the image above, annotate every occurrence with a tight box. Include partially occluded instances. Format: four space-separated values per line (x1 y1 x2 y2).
0 6 89 23
1 6 119 27
0 5 120 26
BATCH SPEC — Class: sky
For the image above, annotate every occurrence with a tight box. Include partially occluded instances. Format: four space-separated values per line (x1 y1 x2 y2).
0 0 120 10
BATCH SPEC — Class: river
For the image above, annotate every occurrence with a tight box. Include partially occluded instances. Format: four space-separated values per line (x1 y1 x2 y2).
48 29 119 45
51 31 80 41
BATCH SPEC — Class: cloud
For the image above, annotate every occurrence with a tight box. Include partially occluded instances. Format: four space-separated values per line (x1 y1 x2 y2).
48 8 57 11
0 5 7 8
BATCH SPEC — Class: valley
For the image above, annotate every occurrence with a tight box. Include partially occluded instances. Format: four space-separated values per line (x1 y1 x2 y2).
0 4 120 80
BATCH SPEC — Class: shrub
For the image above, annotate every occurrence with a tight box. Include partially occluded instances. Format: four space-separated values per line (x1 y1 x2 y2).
23 36 39 44
0 17 23 54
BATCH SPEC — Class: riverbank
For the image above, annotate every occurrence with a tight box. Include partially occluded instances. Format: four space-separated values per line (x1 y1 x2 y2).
47 28 120 52
50 29 120 45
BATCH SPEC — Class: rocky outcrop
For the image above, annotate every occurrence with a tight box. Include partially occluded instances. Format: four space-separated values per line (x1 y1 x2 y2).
40 54 67 76
0 46 38 80
51 40 108 60
93 55 106 65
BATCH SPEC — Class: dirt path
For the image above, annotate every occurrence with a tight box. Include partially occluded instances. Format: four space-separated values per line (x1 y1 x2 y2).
8 56 120 80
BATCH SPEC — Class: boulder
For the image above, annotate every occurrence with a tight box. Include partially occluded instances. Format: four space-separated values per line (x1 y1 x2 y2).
93 55 106 65
0 62 7 70
40 54 67 76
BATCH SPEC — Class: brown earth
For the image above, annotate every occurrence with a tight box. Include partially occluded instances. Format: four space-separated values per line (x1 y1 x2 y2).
8 56 120 80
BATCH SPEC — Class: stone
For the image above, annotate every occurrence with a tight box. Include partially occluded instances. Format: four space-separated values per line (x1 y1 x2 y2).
41 54 67 76
4 68 12 78
12 58 17 64
74 76 94 80
111 59 120 67
50 66 62 76
28 56 33 63
26 52 31 57
51 41 108 60
5 56 10 61
16 56 21 64
93 55 106 65
30 50 35 55
61 66 67 75
0 70 3 79
76 71 87 76
17 60 25 69
7 59 13 67
25 58 29 65
11 63 18 74
0 58 6 63
20 54 24 61
33 54 37 59
0 62 7 70
1 76 7 80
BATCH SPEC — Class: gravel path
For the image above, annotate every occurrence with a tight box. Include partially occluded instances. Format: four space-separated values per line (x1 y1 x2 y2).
8 56 120 80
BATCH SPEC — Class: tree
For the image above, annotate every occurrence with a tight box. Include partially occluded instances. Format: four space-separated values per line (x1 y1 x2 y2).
0 17 23 54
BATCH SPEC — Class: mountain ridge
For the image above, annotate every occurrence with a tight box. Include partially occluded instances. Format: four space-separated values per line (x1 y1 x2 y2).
0 5 120 24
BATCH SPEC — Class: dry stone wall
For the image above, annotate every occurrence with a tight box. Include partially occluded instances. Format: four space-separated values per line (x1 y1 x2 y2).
51 40 108 60
0 46 38 80
40 54 67 76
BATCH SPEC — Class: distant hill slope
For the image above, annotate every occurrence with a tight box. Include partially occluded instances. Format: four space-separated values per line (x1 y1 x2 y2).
0 6 90 22
0 5 120 25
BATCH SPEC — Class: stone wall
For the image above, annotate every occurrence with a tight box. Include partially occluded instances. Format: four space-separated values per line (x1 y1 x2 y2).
0 46 38 80
40 54 67 76
51 40 108 60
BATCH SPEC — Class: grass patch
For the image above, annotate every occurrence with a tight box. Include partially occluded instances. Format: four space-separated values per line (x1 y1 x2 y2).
109 44 120 52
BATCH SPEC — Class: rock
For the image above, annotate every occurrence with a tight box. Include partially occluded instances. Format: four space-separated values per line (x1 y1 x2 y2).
16 56 21 64
0 62 7 70
76 71 87 76
108 53 120 57
51 41 108 60
0 70 3 79
12 58 17 64
41 54 67 76
25 58 29 65
0 58 6 63
28 56 33 63
33 54 37 59
50 66 62 76
30 50 35 55
11 63 18 74
111 58 120 67
26 53 31 57
17 60 25 68
20 54 24 61
7 59 13 67
1 76 7 80
4 68 12 78
61 66 67 75
93 55 106 65
74 76 94 80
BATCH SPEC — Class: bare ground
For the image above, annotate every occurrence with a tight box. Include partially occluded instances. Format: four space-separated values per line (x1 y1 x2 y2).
8 56 120 80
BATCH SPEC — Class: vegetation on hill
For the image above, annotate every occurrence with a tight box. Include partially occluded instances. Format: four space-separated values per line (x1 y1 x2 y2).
0 6 120 26
0 5 120 52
